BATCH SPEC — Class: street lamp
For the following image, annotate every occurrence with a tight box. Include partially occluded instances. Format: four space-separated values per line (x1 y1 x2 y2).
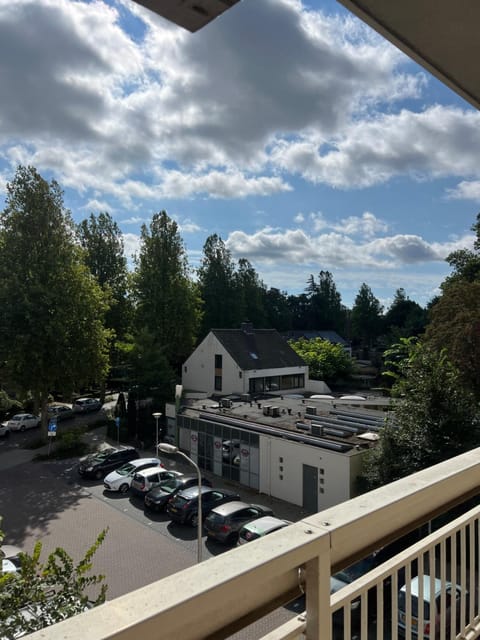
158 442 202 563
152 412 162 454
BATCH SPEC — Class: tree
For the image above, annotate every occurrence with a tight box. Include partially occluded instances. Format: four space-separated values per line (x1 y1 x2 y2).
359 338 479 490
133 211 200 372
424 281 480 399
236 258 267 328
304 271 347 332
263 287 292 331
443 212 480 286
0 166 111 438
288 337 353 383
350 283 383 353
197 234 241 336
0 523 107 638
383 288 427 342
77 212 132 343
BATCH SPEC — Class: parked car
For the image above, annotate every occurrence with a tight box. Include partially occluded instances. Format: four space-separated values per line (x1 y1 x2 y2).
130 469 183 497
204 501 274 545
237 516 291 544
144 475 213 512
398 576 463 639
46 403 74 422
1 543 22 575
77 447 139 480
167 487 241 526
103 457 163 493
0 422 10 437
1 413 40 432
73 397 102 413
330 554 382 633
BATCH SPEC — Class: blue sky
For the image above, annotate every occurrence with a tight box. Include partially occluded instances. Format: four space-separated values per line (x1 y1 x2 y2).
1 0 479 310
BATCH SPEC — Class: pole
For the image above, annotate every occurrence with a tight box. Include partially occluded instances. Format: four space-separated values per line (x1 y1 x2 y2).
158 442 202 563
177 451 202 564
152 412 162 456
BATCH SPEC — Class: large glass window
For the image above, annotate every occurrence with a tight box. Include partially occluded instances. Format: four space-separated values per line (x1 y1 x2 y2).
215 354 222 369
214 375 222 391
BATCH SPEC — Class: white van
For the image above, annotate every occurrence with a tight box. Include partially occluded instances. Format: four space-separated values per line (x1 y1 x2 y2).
398 576 463 639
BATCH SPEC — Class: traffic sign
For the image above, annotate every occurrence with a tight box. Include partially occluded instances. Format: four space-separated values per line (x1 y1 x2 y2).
48 419 57 437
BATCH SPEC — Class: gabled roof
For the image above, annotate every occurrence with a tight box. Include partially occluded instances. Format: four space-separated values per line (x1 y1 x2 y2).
212 328 305 371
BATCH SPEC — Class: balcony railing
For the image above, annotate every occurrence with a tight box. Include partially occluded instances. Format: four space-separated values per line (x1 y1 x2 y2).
27 448 480 640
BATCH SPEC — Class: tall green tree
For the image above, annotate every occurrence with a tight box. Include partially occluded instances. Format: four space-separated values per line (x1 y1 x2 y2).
0 166 111 437
77 212 132 342
359 338 479 490
264 287 292 331
304 271 347 332
197 234 241 336
383 288 427 342
350 283 383 352
236 258 267 328
425 281 480 399
134 211 200 372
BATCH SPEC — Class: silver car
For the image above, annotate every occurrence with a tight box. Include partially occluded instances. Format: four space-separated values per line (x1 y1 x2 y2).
103 458 163 493
2 413 40 432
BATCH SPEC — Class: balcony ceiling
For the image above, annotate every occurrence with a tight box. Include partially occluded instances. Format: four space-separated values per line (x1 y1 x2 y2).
131 0 241 33
337 0 480 111
136 0 480 112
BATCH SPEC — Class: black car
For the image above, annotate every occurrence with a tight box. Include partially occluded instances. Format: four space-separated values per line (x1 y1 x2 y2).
77 447 139 480
144 475 213 512
204 501 274 545
166 486 241 526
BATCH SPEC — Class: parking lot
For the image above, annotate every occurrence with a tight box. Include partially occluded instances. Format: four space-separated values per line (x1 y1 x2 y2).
0 426 306 637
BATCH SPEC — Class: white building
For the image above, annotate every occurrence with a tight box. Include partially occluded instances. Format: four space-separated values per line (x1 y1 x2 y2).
182 323 308 397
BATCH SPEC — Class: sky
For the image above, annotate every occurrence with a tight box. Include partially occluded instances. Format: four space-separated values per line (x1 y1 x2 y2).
1 0 479 310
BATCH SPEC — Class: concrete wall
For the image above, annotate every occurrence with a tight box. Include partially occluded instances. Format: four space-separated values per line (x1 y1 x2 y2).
258 435 356 509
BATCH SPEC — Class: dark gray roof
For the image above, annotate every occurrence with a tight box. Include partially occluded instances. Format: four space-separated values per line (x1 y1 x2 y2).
283 330 349 346
212 328 306 371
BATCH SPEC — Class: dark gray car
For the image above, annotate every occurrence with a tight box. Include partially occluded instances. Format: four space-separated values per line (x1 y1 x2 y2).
204 501 274 545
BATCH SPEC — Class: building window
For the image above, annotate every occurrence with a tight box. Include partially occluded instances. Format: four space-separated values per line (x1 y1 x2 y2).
215 354 222 369
239 371 242 378
214 376 222 391
184 366 187 373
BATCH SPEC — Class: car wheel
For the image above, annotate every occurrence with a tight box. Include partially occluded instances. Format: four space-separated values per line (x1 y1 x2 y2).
20 425 26 432
119 483 129 494
190 513 199 527
94 469 103 480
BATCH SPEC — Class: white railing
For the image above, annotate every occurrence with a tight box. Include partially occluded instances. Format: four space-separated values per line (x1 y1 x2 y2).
27 448 480 640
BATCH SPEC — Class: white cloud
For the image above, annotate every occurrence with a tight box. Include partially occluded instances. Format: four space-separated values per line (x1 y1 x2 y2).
446 180 480 202
294 213 305 223
271 106 480 188
333 212 389 237
225 225 463 269
0 0 431 203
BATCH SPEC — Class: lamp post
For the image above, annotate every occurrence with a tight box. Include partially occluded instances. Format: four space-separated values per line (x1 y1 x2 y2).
152 412 162 454
158 442 202 563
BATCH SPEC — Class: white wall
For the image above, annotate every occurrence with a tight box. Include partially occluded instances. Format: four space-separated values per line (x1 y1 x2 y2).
182 333 244 396
258 435 355 509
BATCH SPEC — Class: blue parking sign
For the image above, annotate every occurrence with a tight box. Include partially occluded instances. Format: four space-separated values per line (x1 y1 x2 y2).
48 419 57 436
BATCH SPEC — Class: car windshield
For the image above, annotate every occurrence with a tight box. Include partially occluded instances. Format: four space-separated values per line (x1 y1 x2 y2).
116 463 135 476
11 416 21 421
160 478 183 493
92 448 116 461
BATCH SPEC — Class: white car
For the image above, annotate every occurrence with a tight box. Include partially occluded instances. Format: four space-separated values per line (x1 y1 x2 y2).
131 469 183 497
2 413 40 432
103 458 163 493
1 543 22 574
